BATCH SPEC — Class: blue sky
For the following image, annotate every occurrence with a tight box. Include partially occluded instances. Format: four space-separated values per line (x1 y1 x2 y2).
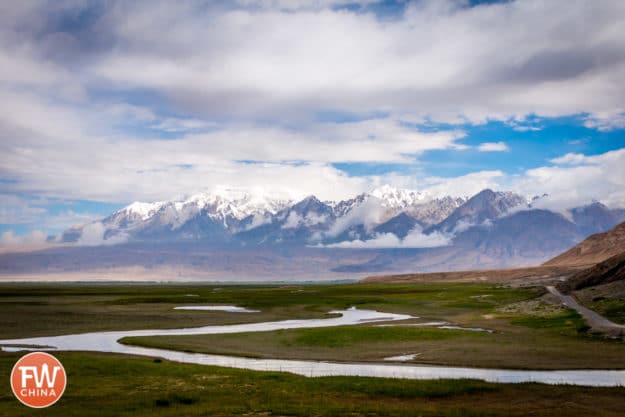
1 0 625 243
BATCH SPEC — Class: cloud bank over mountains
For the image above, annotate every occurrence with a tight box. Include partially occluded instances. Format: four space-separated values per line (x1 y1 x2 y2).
320 227 452 249
3 186 624 278
1 0 625 238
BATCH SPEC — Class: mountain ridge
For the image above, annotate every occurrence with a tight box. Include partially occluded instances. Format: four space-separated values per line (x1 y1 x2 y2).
58 187 625 255
5 187 623 279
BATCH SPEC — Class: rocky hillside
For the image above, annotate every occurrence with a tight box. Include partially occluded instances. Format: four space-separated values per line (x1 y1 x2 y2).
557 251 625 293
544 221 625 267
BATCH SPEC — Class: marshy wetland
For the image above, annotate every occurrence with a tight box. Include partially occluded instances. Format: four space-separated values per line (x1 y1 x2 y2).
1 282 624 416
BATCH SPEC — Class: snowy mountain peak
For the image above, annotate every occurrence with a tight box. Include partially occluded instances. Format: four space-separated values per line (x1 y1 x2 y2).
430 189 528 233
179 188 294 221
367 185 429 209
119 201 166 220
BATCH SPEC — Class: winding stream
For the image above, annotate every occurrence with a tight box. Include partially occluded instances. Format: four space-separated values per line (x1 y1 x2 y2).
1 308 624 387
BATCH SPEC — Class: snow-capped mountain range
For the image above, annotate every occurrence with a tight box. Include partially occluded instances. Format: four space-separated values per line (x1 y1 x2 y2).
60 186 470 245
3 185 621 279
59 186 625 256
110 188 292 228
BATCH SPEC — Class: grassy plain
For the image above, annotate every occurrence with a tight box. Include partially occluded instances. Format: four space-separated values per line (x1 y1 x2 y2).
0 282 535 338
1 282 624 369
123 305 625 370
1 282 624 416
1 351 625 417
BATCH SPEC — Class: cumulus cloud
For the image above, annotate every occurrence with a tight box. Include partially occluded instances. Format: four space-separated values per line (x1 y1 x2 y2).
82 0 625 124
512 148 625 209
583 112 625 131
1 0 625 235
0 87 464 202
4 1 625 124
549 153 587 165
321 226 451 249
477 141 509 152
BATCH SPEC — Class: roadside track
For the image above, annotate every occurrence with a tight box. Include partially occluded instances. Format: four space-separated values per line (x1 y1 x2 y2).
546 286 625 331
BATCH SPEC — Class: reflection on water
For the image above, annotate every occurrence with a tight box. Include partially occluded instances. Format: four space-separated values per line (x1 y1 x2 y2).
1 308 624 387
384 353 420 361
174 305 260 313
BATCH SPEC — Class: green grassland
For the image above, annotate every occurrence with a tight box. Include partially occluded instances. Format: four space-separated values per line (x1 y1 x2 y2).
0 282 538 338
122 308 625 370
1 282 624 416
1 282 624 370
569 280 625 325
1 351 625 417
591 298 625 324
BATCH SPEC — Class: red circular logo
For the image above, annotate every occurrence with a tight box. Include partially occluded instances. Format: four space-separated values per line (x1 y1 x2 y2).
10 352 67 408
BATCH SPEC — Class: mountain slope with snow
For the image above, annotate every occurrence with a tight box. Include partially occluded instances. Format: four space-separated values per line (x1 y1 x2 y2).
13 186 625 279
428 189 527 234
56 186 625 272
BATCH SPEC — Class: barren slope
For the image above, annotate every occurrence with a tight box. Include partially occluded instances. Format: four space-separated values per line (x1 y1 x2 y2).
361 265 579 285
544 221 625 267
557 251 625 293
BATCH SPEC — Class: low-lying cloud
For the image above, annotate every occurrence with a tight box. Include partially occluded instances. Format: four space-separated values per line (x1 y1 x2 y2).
77 222 129 246
326 197 389 237
321 226 452 249
0 230 47 248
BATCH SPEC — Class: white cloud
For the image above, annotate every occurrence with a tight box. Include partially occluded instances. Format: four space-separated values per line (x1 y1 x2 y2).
326 196 389 237
451 219 480 234
512 148 625 209
583 112 625 131
512 126 541 132
0 0 624 225
83 0 625 125
506 118 543 132
0 195 47 224
77 222 129 246
0 87 466 202
149 117 214 133
477 141 509 152
420 171 505 198
279 210 328 230
1 1 625 128
549 153 587 165
321 226 451 249
0 230 47 247
304 211 327 226
281 211 302 229
234 0 380 10
0 194 100 234
243 213 273 231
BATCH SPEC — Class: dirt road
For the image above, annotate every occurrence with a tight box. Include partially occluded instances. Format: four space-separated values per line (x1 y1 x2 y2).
546 286 625 331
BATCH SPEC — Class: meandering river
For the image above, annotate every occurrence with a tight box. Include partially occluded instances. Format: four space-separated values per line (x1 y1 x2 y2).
1 308 624 387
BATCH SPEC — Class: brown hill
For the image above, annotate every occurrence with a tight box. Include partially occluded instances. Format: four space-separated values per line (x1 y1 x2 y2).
360 265 579 284
557 251 625 293
544 221 625 267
